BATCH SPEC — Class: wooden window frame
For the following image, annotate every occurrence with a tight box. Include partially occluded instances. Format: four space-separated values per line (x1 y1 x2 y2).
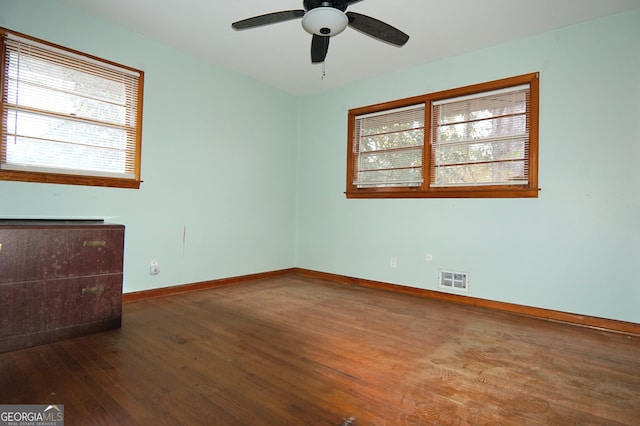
346 73 539 198
0 28 144 189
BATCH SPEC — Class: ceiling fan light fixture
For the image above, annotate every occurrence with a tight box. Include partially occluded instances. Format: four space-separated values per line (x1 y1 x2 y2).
302 7 348 36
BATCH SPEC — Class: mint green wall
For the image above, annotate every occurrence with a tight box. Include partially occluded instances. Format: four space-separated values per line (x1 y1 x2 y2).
2 1 638 324
295 10 640 323
0 0 298 292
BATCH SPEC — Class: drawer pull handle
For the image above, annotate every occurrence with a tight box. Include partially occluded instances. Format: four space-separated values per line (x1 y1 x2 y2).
83 240 106 248
82 285 105 296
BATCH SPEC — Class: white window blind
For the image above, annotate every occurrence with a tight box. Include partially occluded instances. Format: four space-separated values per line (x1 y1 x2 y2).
431 84 530 187
353 104 425 188
1 32 142 180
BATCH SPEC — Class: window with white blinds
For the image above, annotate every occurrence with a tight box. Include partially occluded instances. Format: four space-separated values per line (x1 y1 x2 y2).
353 104 425 188
0 28 144 188
346 73 539 198
431 85 530 187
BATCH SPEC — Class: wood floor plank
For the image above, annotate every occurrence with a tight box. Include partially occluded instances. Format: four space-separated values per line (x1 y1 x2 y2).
1 275 638 425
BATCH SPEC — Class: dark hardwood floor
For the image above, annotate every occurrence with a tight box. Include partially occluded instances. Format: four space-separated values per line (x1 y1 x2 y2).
1 275 639 425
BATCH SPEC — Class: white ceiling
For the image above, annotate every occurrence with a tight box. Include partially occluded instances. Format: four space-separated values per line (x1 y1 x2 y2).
56 0 640 96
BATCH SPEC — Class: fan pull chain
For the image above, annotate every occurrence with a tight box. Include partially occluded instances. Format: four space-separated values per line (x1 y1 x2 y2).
321 61 326 80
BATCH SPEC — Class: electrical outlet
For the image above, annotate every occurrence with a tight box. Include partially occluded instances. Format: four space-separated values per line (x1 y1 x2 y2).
390 257 398 268
150 259 160 275
425 254 433 262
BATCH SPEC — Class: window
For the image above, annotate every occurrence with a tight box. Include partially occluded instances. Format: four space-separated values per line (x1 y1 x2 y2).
347 73 539 198
1 28 144 188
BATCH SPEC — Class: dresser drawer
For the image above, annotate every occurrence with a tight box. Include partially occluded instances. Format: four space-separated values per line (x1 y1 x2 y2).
50 275 122 327
0 275 122 352
0 280 48 336
0 225 124 284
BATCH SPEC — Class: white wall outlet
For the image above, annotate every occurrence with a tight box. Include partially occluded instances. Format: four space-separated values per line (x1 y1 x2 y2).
425 254 433 262
390 257 398 268
150 259 160 275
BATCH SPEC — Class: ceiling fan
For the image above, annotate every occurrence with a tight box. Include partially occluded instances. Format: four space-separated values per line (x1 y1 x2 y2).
231 0 410 63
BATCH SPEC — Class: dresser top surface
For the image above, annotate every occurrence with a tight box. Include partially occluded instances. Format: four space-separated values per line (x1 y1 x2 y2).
0 219 123 229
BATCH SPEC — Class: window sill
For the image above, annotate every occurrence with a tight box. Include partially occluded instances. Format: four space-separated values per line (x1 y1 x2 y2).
346 187 540 199
0 170 141 189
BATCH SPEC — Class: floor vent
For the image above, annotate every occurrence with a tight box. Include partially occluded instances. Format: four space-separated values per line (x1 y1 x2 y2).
439 269 469 292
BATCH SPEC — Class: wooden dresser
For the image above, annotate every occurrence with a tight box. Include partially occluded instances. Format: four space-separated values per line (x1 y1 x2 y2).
0 220 124 353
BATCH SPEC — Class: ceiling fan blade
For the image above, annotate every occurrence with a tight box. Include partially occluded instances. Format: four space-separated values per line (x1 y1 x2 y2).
311 34 330 63
346 12 409 46
232 10 305 30
332 0 365 9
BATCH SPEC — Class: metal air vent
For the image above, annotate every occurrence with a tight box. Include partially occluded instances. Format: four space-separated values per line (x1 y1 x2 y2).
439 269 469 292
